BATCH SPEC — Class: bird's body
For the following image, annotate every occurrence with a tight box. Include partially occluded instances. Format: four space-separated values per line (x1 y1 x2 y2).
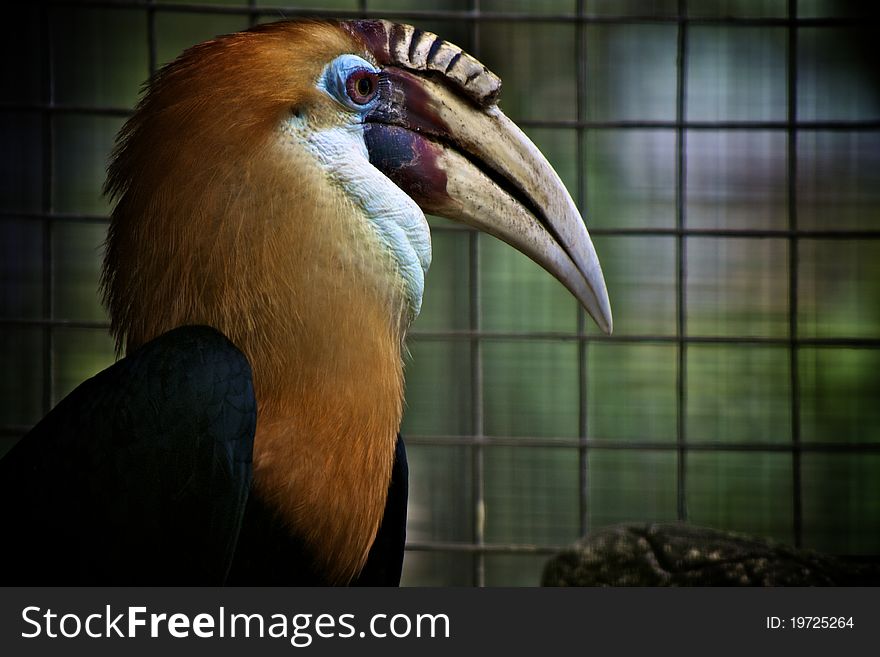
0 324 407 585
0 19 611 585
101 22 415 584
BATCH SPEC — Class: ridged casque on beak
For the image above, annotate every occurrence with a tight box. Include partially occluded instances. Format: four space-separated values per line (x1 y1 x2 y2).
343 20 613 334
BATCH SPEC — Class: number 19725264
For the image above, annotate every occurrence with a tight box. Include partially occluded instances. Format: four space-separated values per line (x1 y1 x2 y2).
766 616 854 629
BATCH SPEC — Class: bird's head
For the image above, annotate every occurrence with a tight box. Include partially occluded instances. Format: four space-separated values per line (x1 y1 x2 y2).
102 18 611 391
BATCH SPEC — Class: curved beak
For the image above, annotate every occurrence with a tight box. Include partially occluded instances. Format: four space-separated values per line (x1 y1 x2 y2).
345 21 613 334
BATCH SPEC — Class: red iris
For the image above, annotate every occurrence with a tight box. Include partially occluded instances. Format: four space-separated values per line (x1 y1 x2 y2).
345 69 379 105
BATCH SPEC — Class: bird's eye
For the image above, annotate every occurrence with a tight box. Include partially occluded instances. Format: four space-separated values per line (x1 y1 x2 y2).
346 69 379 105
319 54 381 112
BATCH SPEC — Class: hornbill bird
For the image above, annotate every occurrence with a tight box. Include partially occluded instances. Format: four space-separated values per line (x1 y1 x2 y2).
0 20 611 585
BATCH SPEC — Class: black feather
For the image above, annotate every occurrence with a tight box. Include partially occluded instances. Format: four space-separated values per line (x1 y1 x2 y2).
0 326 254 584
352 436 408 586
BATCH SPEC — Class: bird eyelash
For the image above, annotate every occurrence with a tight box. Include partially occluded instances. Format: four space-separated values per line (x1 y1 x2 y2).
376 73 393 98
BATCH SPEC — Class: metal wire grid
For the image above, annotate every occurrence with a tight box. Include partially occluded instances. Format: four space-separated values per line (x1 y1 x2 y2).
1 0 879 586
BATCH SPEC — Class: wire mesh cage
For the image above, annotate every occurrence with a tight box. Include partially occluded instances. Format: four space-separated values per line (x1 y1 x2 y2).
1 0 878 586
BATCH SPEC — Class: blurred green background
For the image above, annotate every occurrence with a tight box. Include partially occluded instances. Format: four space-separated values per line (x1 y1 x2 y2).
1 0 878 586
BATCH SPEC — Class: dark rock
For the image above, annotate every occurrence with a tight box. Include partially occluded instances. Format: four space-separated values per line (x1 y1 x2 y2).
542 523 880 586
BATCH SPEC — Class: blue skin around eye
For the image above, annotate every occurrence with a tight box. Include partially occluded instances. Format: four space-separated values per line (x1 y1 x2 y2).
319 54 380 113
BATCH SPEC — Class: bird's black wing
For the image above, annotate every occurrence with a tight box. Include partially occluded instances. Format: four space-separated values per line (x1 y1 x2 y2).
0 325 256 585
